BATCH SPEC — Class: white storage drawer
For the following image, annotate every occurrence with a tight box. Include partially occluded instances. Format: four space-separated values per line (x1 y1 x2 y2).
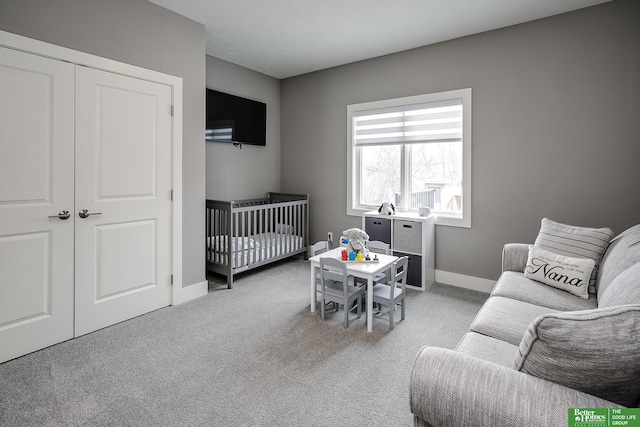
393 220 422 254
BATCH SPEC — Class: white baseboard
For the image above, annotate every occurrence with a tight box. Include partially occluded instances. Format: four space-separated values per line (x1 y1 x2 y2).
173 280 208 305
435 270 495 294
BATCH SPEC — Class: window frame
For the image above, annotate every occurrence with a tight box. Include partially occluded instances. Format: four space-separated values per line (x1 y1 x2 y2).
347 88 472 228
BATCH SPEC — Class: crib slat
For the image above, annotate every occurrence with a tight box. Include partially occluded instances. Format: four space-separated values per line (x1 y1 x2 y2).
279 205 282 256
292 203 298 250
252 208 258 263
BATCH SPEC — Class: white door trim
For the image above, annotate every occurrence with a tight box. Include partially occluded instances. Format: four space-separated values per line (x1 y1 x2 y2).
0 29 202 305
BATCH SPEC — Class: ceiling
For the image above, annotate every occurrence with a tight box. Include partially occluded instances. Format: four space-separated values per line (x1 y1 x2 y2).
148 0 611 79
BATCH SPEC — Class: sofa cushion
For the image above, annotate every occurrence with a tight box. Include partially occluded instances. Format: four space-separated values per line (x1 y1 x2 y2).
492 272 598 312
470 297 559 346
597 224 640 300
515 305 640 407
534 218 613 295
455 331 519 368
599 262 640 307
524 246 594 299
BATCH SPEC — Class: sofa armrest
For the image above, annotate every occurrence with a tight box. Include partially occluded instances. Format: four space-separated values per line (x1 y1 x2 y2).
501 243 530 273
410 347 622 427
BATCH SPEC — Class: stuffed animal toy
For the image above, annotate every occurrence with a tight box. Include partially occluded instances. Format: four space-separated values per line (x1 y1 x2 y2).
342 227 370 255
378 202 395 215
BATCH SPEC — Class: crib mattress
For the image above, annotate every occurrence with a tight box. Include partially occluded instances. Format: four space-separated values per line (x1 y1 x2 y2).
207 232 304 269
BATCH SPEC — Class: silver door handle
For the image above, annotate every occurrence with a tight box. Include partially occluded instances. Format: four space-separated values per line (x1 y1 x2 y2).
79 209 102 219
48 210 71 220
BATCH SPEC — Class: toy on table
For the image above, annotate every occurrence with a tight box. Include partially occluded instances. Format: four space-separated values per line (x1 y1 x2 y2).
342 251 379 262
342 227 369 257
341 249 348 261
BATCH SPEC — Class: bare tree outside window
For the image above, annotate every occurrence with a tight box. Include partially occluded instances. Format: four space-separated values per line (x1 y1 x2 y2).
359 145 401 206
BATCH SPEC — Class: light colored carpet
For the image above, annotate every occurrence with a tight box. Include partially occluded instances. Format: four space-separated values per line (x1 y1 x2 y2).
0 258 488 426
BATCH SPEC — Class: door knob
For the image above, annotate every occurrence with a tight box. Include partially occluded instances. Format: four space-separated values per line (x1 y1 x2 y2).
79 209 102 218
48 210 71 220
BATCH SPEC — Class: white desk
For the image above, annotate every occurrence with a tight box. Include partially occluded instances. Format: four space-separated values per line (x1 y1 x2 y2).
309 247 398 332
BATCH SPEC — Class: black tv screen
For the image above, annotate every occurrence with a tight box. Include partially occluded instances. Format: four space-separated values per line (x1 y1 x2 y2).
206 89 266 146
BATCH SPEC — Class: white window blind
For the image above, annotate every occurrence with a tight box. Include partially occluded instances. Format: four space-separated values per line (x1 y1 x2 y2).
353 99 462 146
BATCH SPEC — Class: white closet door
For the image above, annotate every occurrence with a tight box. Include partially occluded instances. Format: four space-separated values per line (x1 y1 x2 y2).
0 47 75 363
74 67 173 336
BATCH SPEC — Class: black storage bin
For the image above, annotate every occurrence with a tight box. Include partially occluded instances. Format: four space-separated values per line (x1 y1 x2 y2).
364 217 391 245
394 251 422 288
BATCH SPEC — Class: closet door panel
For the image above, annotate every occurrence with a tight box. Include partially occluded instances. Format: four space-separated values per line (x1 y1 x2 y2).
74 66 173 336
0 47 75 363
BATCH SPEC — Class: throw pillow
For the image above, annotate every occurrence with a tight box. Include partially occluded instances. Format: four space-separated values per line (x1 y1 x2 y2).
524 246 594 299
515 305 640 407
534 218 613 294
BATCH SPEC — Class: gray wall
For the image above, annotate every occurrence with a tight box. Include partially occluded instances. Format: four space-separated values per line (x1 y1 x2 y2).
281 0 640 281
0 0 206 288
205 56 281 200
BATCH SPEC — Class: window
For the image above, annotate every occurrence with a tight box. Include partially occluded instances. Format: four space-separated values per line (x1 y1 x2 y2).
347 88 471 227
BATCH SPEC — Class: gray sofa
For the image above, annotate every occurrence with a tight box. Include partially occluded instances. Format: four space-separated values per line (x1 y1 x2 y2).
410 222 640 427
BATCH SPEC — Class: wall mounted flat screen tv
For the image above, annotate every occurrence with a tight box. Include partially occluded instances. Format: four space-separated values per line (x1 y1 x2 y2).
206 89 267 146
